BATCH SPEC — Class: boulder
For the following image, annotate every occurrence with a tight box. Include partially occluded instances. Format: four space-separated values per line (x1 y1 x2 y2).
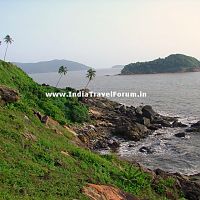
0 85 19 104
139 146 153 154
186 121 200 133
191 121 200 128
135 106 143 116
83 184 140 200
175 132 186 138
142 117 151 127
113 122 150 141
172 120 187 128
142 105 157 121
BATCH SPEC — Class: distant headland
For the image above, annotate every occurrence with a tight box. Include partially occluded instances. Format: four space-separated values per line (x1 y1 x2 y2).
121 54 200 75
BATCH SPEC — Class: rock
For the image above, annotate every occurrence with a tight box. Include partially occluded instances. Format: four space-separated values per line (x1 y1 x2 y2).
94 139 109 149
61 151 70 157
78 134 89 144
191 121 200 128
41 115 49 124
41 83 49 86
107 139 120 149
118 105 126 113
175 132 186 138
83 184 140 200
33 111 42 121
23 132 37 142
142 105 157 121
176 174 200 200
172 120 187 128
142 117 151 127
153 119 171 127
0 85 19 104
139 146 153 154
154 169 200 200
113 122 150 141
186 121 200 133
135 106 143 116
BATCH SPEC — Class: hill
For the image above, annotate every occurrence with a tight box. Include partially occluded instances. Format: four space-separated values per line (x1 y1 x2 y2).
121 54 200 75
13 59 89 74
0 60 185 200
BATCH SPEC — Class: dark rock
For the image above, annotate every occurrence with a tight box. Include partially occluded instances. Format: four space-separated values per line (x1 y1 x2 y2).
142 105 157 121
172 120 187 128
41 83 49 86
153 119 171 127
33 111 42 121
107 139 120 149
154 169 200 200
113 122 150 141
118 105 126 113
186 122 200 133
0 85 19 104
94 139 109 149
175 132 186 138
191 121 200 128
139 146 152 154
41 115 49 124
148 124 162 130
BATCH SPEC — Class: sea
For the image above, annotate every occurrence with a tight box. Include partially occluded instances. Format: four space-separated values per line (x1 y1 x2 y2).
30 68 200 175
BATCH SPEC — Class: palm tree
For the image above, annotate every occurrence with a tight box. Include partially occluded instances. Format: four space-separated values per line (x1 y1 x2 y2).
56 66 68 87
4 35 13 61
85 68 96 89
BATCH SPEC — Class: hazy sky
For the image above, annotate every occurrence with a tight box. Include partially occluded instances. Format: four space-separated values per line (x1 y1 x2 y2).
0 0 200 68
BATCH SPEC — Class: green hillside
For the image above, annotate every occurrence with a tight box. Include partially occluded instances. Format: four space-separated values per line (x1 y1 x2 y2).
0 61 183 199
121 54 200 74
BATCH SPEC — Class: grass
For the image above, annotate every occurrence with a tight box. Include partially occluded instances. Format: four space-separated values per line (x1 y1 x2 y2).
0 61 184 199
0 61 89 124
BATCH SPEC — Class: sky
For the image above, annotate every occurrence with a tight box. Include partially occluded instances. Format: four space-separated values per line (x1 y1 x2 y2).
0 0 200 68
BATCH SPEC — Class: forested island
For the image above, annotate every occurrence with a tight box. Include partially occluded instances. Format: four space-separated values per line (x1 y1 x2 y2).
121 54 200 75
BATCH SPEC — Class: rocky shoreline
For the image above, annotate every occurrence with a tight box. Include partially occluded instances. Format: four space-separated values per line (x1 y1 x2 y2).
72 96 187 150
71 96 200 200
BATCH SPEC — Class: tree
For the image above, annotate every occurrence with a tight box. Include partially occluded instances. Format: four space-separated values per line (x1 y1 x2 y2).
85 68 96 89
56 66 68 87
4 35 13 61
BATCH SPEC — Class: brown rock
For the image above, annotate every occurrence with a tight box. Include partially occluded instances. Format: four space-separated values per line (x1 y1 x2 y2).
83 184 140 200
0 85 19 104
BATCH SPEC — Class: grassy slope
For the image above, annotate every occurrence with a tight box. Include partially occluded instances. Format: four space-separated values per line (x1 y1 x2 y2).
0 61 183 200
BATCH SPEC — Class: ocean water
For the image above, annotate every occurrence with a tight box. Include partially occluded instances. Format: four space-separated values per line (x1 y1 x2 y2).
30 68 200 175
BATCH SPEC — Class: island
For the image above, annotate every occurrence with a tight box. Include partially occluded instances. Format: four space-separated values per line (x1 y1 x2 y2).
121 54 200 75
13 59 89 74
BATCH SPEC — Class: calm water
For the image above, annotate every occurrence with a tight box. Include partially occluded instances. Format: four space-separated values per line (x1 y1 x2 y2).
31 68 200 175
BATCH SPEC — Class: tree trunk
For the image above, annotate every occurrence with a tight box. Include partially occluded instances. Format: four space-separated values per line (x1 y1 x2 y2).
56 74 63 87
84 80 90 90
4 43 9 61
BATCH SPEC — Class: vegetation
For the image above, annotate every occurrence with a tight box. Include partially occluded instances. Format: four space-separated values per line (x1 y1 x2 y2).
85 68 96 89
121 54 200 74
0 61 184 199
0 61 88 124
56 66 68 87
3 35 13 61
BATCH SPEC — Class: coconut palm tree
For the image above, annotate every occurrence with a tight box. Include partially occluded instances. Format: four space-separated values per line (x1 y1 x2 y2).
56 66 68 87
85 68 96 89
4 35 13 61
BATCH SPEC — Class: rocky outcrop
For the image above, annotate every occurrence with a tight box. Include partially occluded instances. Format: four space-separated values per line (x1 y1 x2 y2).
72 97 184 150
154 169 200 200
186 121 200 133
83 184 140 200
0 85 19 105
